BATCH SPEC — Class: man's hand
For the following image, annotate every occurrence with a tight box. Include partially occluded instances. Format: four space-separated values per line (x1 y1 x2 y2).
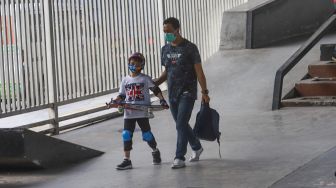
202 94 210 103
154 69 167 86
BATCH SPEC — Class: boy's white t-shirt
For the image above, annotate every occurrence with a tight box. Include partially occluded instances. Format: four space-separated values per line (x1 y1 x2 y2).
119 73 155 119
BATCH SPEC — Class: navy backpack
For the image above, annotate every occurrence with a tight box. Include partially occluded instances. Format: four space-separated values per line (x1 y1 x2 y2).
193 103 221 158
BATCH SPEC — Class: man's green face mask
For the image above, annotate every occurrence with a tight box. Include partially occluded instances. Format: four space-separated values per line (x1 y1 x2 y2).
164 33 177 43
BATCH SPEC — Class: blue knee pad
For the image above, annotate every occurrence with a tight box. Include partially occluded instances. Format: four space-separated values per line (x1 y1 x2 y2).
122 130 132 142
142 131 154 142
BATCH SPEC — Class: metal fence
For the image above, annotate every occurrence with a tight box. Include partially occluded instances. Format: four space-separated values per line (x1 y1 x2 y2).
0 0 248 133
53 0 165 103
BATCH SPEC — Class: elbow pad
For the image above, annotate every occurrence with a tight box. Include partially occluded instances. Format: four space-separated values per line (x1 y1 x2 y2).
118 94 126 100
152 86 161 96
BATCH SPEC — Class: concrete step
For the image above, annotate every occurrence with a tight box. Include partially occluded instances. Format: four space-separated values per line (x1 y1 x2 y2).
308 61 336 78
282 96 336 107
295 78 336 97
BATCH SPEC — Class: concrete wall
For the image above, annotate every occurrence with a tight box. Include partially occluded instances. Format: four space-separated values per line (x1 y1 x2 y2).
220 12 247 49
220 0 335 49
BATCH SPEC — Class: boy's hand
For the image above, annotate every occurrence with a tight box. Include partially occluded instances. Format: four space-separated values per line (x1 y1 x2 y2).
106 98 119 108
106 102 113 108
160 99 169 109
111 99 118 104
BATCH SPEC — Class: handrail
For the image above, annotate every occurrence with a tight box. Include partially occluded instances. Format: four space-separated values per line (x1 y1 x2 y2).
272 14 336 110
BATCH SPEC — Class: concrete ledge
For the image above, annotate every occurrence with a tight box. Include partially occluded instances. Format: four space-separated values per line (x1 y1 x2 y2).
220 11 247 49
220 0 334 49
320 44 336 61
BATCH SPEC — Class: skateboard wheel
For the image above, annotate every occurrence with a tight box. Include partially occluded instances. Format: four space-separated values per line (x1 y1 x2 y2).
118 106 124 114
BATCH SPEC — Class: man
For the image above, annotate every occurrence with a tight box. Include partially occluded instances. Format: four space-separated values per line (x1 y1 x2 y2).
155 17 210 169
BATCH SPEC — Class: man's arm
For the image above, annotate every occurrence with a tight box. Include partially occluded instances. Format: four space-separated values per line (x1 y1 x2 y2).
154 69 167 86
194 63 210 103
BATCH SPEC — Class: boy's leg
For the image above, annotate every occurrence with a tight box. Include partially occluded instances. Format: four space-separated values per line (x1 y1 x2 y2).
137 118 161 165
117 119 136 170
123 119 136 157
137 118 157 150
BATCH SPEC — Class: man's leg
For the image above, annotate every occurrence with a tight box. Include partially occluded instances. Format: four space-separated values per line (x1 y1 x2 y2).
179 96 202 151
169 100 186 168
169 102 184 159
174 95 200 160
186 123 202 151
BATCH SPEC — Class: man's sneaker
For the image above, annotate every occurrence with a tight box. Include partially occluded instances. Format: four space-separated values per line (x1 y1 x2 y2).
189 147 204 162
152 149 161 165
171 158 186 169
116 159 132 170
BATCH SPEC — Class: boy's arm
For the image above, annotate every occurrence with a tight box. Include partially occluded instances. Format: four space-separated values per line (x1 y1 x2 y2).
116 78 126 102
113 94 125 102
106 94 125 108
107 79 126 108
150 86 164 100
150 86 169 109
148 75 169 108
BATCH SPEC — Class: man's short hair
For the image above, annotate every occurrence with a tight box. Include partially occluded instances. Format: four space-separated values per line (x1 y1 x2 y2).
163 17 180 29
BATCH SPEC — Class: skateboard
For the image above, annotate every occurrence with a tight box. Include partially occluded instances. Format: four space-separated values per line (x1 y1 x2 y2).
106 100 168 113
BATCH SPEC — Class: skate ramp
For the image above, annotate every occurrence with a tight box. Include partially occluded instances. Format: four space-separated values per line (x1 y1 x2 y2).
270 146 336 188
220 0 334 49
0 128 104 169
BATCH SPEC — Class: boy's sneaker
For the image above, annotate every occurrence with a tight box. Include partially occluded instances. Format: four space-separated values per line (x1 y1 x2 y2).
189 147 203 162
152 149 161 165
116 159 132 170
171 158 186 169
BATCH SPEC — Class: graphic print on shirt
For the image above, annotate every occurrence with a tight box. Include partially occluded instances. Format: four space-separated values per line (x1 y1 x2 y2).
125 83 145 101
167 53 181 65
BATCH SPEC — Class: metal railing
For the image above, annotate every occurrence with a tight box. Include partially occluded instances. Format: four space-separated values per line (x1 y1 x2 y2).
272 14 336 110
1 0 248 133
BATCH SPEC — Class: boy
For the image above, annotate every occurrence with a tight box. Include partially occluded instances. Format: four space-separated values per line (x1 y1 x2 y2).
109 52 169 170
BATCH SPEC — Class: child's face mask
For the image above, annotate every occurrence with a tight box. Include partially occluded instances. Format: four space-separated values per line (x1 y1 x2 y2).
128 64 138 73
128 60 143 73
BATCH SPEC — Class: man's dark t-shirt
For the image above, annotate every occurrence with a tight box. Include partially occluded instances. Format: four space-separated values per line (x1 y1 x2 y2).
161 39 202 103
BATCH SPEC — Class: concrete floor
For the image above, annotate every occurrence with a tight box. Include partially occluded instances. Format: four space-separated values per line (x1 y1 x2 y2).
2 34 336 188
